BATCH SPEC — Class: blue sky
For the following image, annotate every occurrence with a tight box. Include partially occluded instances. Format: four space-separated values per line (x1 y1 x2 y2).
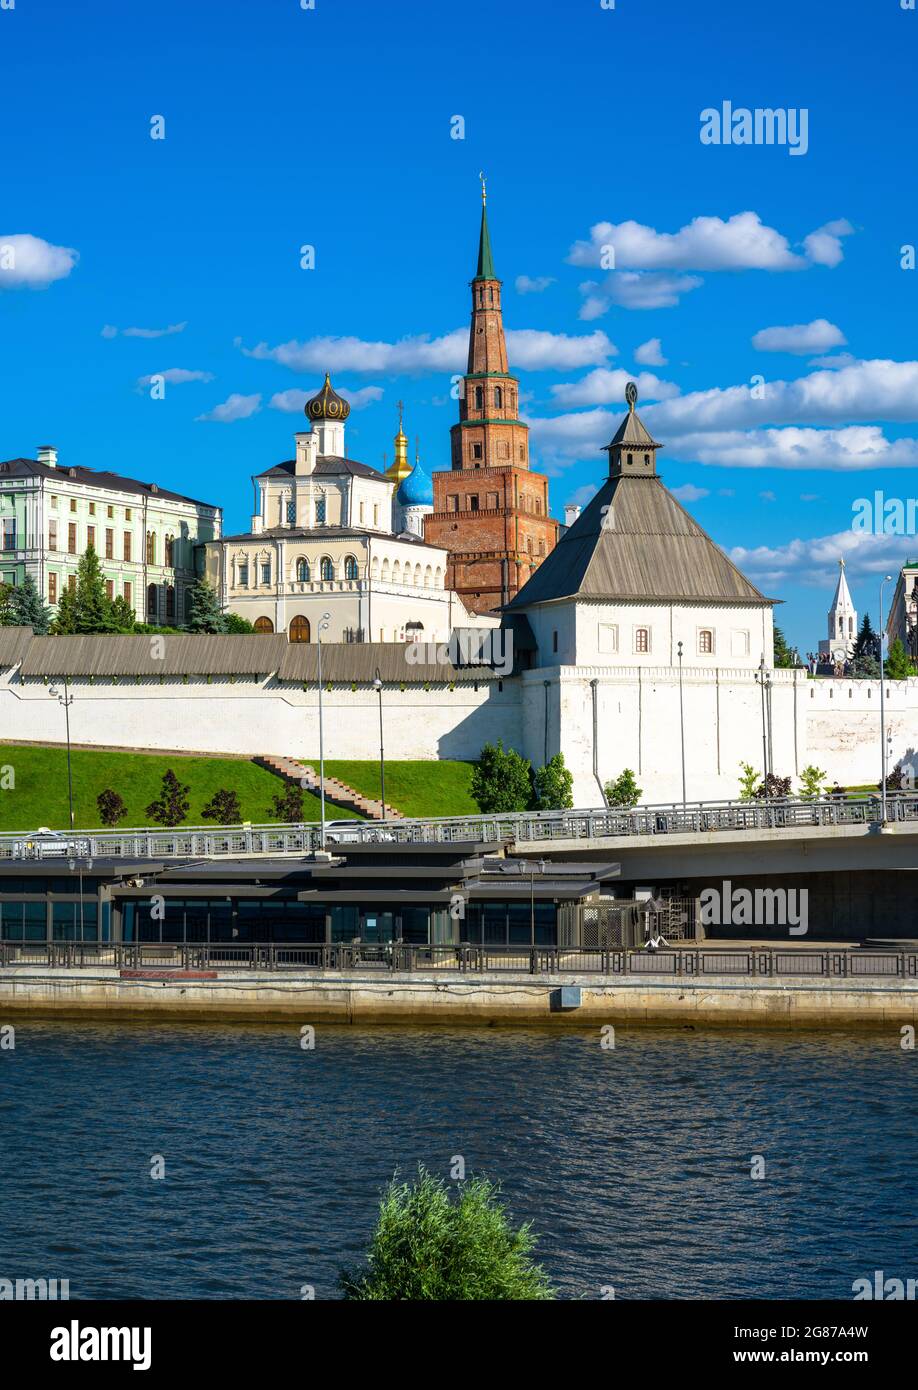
2 0 917 650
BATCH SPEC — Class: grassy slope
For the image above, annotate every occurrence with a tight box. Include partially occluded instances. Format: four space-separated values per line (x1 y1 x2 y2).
323 760 478 818
0 745 359 831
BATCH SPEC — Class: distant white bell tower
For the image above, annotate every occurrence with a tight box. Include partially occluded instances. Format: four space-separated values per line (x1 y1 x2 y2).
819 558 858 663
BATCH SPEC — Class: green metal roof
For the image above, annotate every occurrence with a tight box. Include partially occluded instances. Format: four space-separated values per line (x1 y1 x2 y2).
474 204 496 280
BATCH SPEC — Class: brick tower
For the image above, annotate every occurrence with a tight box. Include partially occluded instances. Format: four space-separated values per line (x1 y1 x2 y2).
425 182 558 614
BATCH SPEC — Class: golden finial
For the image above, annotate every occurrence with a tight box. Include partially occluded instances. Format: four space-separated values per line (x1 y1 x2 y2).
479 170 487 206
396 399 405 436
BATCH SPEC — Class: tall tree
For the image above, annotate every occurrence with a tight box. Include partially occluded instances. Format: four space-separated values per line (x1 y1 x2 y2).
772 625 795 668
0 581 15 626
73 544 113 633
532 753 574 810
884 636 913 679
7 574 53 634
52 583 78 634
185 577 226 634
145 769 191 827
471 740 533 813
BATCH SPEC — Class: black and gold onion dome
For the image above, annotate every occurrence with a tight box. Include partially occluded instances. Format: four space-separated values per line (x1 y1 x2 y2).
305 372 351 422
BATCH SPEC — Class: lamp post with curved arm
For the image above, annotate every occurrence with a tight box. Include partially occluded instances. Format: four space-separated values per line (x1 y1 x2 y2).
48 680 75 830
372 668 386 820
317 612 331 850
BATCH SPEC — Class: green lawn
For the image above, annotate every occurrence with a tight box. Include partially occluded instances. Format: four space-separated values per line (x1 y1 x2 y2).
0 744 357 832
322 760 478 819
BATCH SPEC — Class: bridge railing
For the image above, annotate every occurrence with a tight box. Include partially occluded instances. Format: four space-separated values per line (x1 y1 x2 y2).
1 941 916 980
2 794 918 861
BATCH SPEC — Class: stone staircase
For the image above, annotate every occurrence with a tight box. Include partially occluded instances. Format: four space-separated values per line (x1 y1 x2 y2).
256 755 403 821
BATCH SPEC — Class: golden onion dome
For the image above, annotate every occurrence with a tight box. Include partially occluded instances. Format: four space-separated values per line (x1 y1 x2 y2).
305 373 351 423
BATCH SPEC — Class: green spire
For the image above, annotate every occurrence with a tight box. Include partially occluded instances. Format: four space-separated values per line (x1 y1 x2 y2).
475 201 496 280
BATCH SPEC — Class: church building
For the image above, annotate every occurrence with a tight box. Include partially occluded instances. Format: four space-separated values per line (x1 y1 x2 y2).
425 187 559 614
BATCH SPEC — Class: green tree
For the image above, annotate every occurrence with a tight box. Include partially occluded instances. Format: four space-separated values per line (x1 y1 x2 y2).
603 768 641 810
223 612 255 633
271 782 305 822
6 574 52 633
773 625 795 668
185 577 226 634
96 788 128 826
201 788 242 824
73 544 114 634
0 581 15 625
145 768 191 827
52 583 78 634
471 740 533 813
531 752 573 810
798 765 828 801
340 1168 555 1301
108 594 136 633
852 614 879 675
884 636 913 679
738 762 761 801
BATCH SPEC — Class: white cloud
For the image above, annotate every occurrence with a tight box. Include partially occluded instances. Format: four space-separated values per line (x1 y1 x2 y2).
807 352 858 370
752 318 847 354
580 272 702 314
269 384 384 413
759 490 777 502
729 527 907 590
196 392 262 423
515 275 555 294
105 322 187 339
550 368 680 408
667 425 918 472
567 212 853 272
671 483 710 502
241 328 614 375
136 368 214 388
635 338 667 366
0 233 79 288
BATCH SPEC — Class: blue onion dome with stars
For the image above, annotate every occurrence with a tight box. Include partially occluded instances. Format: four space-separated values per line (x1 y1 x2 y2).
396 462 434 507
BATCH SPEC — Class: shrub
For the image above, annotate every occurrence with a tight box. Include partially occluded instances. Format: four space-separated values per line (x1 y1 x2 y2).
798 765 828 801
753 772 792 800
603 769 641 810
471 740 533 813
96 788 127 826
201 788 242 824
738 762 761 801
340 1168 555 1301
532 753 574 810
271 783 305 822
145 769 191 827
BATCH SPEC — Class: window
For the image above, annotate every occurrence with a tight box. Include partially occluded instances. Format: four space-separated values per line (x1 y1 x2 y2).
286 501 295 524
165 535 175 567
70 498 77 513
0 520 14 551
359 502 365 524
67 523 77 553
253 616 274 634
166 586 175 619
51 495 58 510
598 623 618 655
105 580 114 601
373 504 379 527
552 630 559 653
487 492 498 509
146 532 155 564
238 562 249 586
89 502 96 516
105 528 114 559
447 494 459 512
634 627 649 654
494 386 502 408
147 583 157 616
315 495 326 524
124 581 132 607
295 558 309 582
125 508 132 521
48 520 58 551
698 629 714 654
289 615 310 643
474 385 484 409
497 441 509 459
320 556 334 582
471 443 483 460
107 505 114 519
519 444 525 460
48 573 58 604
87 525 95 549
261 562 271 585
730 629 750 657
344 555 359 581
123 531 132 561
469 495 479 512
67 574 76 593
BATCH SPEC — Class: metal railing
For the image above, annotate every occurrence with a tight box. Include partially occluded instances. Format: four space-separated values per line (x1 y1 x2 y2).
2 793 918 862
1 941 916 980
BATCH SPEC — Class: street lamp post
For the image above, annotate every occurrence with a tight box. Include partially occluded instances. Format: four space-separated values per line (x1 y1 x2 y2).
676 640 686 810
372 667 386 820
765 670 774 779
756 656 769 787
48 679 75 830
880 575 893 824
907 579 918 662
316 611 331 850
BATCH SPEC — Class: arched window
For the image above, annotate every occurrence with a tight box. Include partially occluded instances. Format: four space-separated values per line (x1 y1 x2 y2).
414 563 422 586
435 567 443 587
474 385 484 410
296 557 310 582
253 616 274 633
315 495 326 524
344 554 359 581
289 615 311 643
424 565 432 587
164 535 175 567
494 386 502 409
146 532 155 564
371 556 379 581
146 583 157 616
381 558 391 582
165 585 175 620
320 556 334 582
392 560 401 584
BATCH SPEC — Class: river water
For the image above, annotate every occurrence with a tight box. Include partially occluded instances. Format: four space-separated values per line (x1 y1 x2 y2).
1 1021 914 1300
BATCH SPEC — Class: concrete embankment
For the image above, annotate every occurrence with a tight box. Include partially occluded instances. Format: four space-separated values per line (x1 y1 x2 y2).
1 967 917 1028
